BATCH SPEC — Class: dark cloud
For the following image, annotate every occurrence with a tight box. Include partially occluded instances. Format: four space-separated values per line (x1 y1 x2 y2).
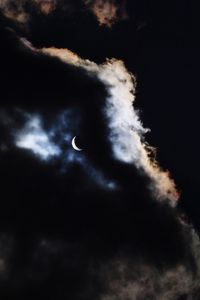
0 0 145 62
0 3 200 300
0 0 29 24
0 0 128 27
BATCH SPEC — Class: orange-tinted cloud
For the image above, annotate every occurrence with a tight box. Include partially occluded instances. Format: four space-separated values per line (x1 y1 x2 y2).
84 0 128 27
0 0 56 25
32 0 56 15
0 0 127 27
0 0 29 23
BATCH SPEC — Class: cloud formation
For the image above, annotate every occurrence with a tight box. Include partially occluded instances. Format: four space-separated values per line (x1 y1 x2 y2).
15 114 61 160
84 0 128 27
85 0 117 26
33 0 56 15
10 107 118 190
41 45 178 205
0 0 128 28
0 0 56 25
0 0 29 23
101 256 200 300
0 32 200 299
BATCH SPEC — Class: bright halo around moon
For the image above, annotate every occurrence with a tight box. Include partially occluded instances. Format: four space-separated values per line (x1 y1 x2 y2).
72 136 82 151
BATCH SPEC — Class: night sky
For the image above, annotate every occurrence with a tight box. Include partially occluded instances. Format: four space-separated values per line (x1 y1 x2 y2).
0 1 200 299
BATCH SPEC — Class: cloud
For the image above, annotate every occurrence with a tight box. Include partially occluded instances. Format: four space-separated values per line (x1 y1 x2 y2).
0 0 29 23
41 46 178 206
97 59 179 204
9 108 118 190
0 0 56 25
0 229 198 299
15 114 61 160
100 256 200 300
32 0 56 15
0 35 200 299
84 0 128 27
0 0 127 28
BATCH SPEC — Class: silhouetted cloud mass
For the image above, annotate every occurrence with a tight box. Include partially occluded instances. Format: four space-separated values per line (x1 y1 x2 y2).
0 2 200 299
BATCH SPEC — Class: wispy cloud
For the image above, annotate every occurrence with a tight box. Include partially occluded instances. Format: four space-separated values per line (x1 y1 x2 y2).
15 114 61 160
12 109 117 190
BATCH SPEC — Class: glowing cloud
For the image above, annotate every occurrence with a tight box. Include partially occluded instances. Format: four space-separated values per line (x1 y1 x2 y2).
11 108 117 190
41 46 179 205
97 59 179 204
84 0 128 27
15 115 61 160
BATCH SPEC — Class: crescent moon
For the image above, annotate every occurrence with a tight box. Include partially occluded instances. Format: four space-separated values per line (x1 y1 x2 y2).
72 136 82 151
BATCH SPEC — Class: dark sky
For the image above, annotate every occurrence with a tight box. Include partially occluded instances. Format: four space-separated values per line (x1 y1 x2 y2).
0 1 200 299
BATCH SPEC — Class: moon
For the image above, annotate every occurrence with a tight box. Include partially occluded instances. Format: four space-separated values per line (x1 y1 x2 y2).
72 136 82 151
